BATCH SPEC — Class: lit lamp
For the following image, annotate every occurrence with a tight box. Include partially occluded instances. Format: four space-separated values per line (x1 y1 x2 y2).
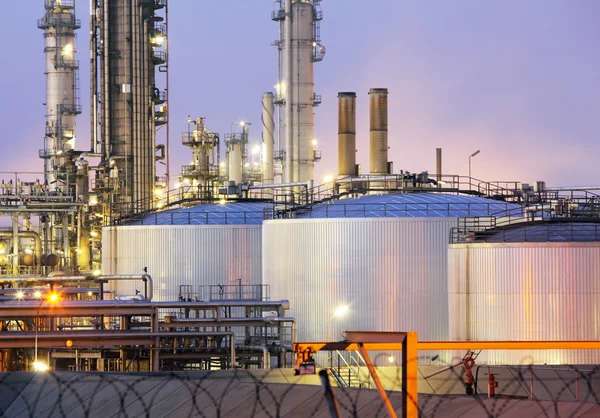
327 305 349 341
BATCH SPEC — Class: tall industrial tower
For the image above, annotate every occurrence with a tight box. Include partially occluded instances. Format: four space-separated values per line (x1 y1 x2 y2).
38 0 81 193
272 0 325 184
91 0 168 216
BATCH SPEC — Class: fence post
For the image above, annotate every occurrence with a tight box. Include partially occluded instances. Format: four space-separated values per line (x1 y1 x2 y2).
529 366 534 400
576 371 579 401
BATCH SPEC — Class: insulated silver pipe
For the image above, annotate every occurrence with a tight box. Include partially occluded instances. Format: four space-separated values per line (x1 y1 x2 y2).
97 274 153 302
284 0 293 182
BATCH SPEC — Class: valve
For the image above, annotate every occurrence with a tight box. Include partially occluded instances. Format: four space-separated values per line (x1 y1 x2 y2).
485 369 499 398
462 354 476 395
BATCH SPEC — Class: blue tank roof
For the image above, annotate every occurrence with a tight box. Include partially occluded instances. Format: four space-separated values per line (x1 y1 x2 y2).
127 202 271 226
297 193 520 219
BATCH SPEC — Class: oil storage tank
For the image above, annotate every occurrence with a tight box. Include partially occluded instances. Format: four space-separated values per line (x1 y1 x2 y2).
262 193 517 363
448 222 600 365
102 202 270 301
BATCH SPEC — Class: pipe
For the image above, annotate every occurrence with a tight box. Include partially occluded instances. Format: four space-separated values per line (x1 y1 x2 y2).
284 0 293 182
242 345 271 369
162 316 295 328
338 92 356 177
369 88 389 175
0 299 290 310
436 148 442 187
248 181 309 190
96 274 153 302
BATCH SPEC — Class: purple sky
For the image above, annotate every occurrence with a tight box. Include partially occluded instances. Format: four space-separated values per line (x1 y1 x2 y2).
2 1 599 186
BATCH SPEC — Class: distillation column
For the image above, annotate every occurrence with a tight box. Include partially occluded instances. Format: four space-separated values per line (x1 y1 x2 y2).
262 93 275 184
98 0 165 214
369 88 389 175
38 0 81 194
338 92 356 177
274 0 325 183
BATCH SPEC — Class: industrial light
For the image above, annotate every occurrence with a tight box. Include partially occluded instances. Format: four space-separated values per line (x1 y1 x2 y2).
0 249 5 255
251 145 261 155
244 163 250 168
93 270 101 276
75 248 82 254
219 199 227 205
87 291 93 297
240 121 246 127
34 291 42 299
154 189 163 196
15 291 24 300
183 179 190 185
312 139 318 146
156 202 165 209
332 305 349 318
48 293 59 303
33 361 49 372
90 231 99 238
62 43 73 56
174 182 181 188
312 41 317 47
89 197 98 206
388 355 395 363
323 175 334 183
24 248 33 255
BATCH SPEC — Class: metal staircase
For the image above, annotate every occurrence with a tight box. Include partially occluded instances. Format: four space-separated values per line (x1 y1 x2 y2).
328 350 371 389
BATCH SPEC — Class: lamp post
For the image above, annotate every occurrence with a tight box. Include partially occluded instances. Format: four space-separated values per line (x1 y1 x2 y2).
33 291 58 372
468 150 480 190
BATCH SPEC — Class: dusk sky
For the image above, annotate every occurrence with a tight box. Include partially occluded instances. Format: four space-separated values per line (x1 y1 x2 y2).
2 1 599 186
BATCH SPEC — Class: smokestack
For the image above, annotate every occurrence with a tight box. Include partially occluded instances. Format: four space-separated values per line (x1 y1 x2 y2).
369 88 389 175
262 92 275 183
436 148 442 187
338 92 356 177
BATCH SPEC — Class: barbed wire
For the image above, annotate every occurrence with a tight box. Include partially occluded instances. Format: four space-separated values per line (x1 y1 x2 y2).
0 358 599 417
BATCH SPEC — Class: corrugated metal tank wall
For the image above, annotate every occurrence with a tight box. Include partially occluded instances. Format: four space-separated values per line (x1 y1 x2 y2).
448 242 600 364
102 225 262 300
263 217 456 363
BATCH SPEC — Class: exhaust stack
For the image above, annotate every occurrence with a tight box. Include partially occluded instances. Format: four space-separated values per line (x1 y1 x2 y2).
262 92 275 184
369 88 389 175
338 92 357 177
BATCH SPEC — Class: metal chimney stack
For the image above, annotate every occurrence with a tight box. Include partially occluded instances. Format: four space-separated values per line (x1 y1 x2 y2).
338 92 356 177
369 88 389 175
262 92 275 184
436 148 442 187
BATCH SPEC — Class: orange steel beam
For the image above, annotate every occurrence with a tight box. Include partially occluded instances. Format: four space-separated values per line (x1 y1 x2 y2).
417 341 600 350
294 340 600 353
357 343 398 418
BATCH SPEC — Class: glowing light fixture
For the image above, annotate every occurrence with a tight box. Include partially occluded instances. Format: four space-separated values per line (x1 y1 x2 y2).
16 291 24 300
332 305 349 318
33 361 49 372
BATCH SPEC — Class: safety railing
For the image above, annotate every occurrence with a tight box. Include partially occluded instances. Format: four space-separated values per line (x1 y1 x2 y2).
179 284 270 302
113 210 266 226
276 202 515 219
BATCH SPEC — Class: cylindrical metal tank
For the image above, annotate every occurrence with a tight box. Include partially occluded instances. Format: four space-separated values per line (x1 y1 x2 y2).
102 202 268 301
448 241 600 364
228 143 243 185
262 193 517 365
262 92 275 184
369 88 389 175
338 92 356 177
